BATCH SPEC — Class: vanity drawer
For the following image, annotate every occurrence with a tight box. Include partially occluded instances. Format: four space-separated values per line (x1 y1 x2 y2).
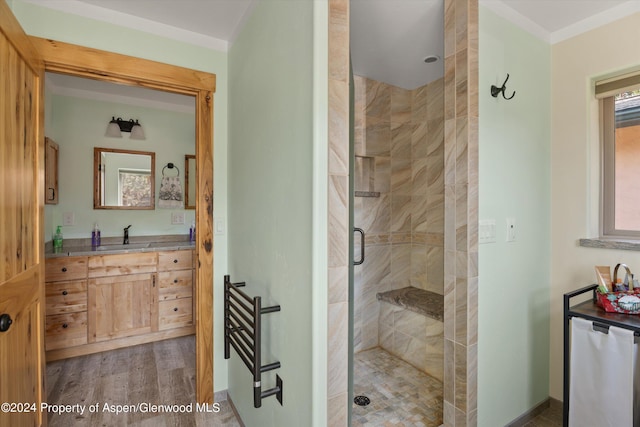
88 252 157 277
157 270 193 300
45 280 87 315
159 298 193 330
45 312 88 350
158 250 193 272
45 256 88 282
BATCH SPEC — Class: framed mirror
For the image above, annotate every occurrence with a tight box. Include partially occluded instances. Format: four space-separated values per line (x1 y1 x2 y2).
94 147 155 209
184 154 196 210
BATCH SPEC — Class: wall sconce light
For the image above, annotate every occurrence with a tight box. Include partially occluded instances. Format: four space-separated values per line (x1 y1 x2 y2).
105 117 146 140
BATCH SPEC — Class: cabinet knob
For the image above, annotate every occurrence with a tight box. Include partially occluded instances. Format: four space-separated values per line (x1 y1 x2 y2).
173 307 178 312
62 323 68 329
61 267 67 272
62 290 68 296
173 259 178 263
174 279 178 284
0 314 13 333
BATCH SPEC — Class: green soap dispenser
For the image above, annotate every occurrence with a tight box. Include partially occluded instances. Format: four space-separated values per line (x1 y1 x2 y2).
53 225 63 250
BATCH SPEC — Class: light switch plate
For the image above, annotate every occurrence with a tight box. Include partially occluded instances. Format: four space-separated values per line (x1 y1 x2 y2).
479 219 496 244
63 212 75 226
171 212 185 225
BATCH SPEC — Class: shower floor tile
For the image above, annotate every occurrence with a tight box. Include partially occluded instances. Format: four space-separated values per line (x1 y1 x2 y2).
353 347 443 427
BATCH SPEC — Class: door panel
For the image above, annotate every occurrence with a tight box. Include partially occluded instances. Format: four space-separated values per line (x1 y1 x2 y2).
0 1 46 426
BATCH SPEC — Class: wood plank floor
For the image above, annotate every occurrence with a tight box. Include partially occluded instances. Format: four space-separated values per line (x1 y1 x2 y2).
46 336 242 426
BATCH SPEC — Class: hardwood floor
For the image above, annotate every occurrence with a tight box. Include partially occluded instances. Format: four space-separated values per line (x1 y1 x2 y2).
46 336 241 426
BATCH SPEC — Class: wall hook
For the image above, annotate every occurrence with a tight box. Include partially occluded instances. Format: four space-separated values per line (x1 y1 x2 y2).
491 73 516 100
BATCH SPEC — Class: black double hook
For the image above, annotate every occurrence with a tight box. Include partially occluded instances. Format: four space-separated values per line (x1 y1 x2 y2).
491 74 516 100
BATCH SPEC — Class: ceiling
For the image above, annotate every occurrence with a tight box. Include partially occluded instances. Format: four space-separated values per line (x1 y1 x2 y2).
28 0 640 98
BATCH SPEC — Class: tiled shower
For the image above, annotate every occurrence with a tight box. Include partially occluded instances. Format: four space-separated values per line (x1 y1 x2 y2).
352 73 445 399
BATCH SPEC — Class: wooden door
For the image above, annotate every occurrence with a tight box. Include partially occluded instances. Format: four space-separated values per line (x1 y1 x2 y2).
0 1 46 426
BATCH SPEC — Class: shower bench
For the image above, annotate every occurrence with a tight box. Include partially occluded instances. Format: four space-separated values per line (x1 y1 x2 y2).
376 286 444 381
376 286 444 322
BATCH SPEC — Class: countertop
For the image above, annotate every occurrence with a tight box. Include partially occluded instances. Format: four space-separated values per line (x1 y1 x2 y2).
45 234 195 258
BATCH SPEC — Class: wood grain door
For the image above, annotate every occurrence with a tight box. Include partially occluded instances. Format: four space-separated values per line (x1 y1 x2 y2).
0 1 46 426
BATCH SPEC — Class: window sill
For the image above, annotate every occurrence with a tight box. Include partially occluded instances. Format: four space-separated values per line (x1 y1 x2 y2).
580 238 640 251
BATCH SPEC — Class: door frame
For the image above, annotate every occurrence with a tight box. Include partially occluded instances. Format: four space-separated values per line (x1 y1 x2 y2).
31 37 216 404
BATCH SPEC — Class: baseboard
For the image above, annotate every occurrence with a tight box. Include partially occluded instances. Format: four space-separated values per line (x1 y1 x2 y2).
227 392 246 427
506 397 562 427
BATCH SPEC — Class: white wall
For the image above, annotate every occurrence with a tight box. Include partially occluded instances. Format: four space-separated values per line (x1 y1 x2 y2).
478 7 551 425
228 0 317 425
46 94 195 239
549 12 640 400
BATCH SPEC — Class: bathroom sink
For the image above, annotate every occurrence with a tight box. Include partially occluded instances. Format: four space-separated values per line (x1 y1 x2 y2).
95 243 149 251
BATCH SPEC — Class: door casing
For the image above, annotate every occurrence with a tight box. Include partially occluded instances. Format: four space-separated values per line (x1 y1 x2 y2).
31 36 216 404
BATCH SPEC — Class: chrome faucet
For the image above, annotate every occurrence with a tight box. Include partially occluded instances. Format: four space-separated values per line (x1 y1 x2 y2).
123 225 132 245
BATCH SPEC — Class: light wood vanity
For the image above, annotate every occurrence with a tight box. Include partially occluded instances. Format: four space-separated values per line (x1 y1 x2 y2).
45 248 195 361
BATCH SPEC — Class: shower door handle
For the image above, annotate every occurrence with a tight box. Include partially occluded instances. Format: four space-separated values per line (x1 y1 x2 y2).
354 227 365 265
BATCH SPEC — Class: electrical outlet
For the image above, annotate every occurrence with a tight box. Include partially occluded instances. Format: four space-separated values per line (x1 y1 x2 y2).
171 212 185 225
506 217 516 242
63 212 75 226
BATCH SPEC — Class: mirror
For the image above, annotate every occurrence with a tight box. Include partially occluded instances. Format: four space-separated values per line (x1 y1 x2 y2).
94 147 155 209
184 154 196 210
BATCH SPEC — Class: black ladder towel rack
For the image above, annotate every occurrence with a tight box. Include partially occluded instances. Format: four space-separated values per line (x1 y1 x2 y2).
223 274 283 408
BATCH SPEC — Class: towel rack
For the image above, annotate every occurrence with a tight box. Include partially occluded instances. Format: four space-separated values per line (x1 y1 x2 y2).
224 274 283 408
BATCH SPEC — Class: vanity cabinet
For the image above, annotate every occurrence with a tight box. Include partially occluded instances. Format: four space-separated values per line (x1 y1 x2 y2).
157 250 194 330
44 256 88 351
44 137 59 204
44 249 194 360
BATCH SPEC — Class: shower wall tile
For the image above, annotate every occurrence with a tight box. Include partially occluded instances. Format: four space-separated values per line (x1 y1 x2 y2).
378 320 394 351
428 154 445 196
455 342 467 413
427 246 445 294
390 243 411 287
412 158 429 197
412 85 427 123
391 158 411 196
391 86 412 124
427 193 445 234
412 122 428 158
410 243 427 289
444 287 455 340
426 232 445 247
394 331 427 372
455 0 468 54
328 0 348 82
411 195 428 233
357 193 390 233
467 276 478 346
365 117 390 156
329 266 348 304
428 78 445 121
375 156 391 193
361 244 391 286
327 392 348 427
425 334 444 381
427 118 445 157
327 302 348 399
455 48 468 118
455 184 468 250
444 119 456 186
455 276 468 345
444 338 455 404
456 117 469 185
444 56 456 121
329 80 349 175
391 195 411 232
328 175 348 268
395 308 428 341
391 123 412 159
467 343 478 412
365 79 390 118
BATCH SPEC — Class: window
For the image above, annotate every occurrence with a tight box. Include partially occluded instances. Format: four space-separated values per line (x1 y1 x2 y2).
599 72 640 238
